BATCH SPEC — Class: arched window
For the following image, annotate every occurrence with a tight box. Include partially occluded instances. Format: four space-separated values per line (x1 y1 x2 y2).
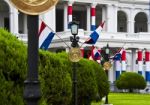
117 11 127 32
134 12 147 33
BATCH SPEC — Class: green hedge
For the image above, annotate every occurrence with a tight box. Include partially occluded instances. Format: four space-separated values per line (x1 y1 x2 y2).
55 53 109 105
0 28 27 105
116 72 146 92
39 51 72 105
0 29 109 105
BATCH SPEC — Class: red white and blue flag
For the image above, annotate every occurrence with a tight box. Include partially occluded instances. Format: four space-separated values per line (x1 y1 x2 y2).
89 46 101 63
84 21 105 44
112 48 124 61
39 21 55 50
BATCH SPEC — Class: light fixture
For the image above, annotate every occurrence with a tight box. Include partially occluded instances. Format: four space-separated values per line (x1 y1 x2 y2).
70 21 79 35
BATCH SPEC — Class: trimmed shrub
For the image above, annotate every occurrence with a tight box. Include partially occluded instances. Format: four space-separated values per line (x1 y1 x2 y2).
0 29 109 105
90 61 109 100
39 51 72 105
77 59 98 105
0 28 27 105
116 72 146 92
56 52 109 105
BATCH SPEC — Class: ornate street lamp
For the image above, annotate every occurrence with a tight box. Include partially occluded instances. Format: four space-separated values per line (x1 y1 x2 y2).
104 44 109 104
70 21 79 48
103 44 112 105
69 21 81 105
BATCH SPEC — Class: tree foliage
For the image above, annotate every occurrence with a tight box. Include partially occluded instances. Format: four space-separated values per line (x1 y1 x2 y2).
116 72 146 92
0 28 27 105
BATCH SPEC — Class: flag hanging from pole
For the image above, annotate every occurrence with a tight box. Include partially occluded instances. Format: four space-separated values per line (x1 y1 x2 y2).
84 21 105 44
112 48 124 61
39 21 55 50
89 46 101 63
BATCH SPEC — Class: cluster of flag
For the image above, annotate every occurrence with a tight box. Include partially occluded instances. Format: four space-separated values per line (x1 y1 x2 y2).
38 20 124 64
84 21 105 63
38 20 105 50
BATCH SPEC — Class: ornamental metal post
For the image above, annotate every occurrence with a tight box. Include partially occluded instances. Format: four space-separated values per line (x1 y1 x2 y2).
70 21 79 105
9 1 59 105
23 15 41 105
105 44 110 104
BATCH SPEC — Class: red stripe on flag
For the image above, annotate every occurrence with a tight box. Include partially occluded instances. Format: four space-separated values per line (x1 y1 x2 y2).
91 8 95 16
68 6 72 15
38 21 46 37
138 50 142 61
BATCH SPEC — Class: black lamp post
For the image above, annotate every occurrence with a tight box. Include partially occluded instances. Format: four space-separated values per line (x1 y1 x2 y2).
104 43 110 104
70 21 79 105
23 15 41 105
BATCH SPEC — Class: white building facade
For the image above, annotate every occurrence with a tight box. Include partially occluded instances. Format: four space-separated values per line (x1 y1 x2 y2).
1 0 150 88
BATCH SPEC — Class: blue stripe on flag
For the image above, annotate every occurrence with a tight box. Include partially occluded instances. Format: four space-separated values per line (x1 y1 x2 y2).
116 71 120 80
89 31 99 44
145 71 150 81
40 32 55 50
94 52 100 58
91 25 96 31
138 71 142 75
113 53 121 60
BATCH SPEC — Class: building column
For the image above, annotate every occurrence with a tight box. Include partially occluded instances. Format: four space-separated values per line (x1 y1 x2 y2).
121 50 126 73
64 3 68 31
145 50 150 82
127 8 135 33
109 62 115 83
115 60 121 80
91 3 97 31
137 49 143 75
106 4 117 33
127 20 135 33
148 19 150 32
10 7 19 35
67 1 73 28
131 49 137 72
113 5 118 33
86 5 91 31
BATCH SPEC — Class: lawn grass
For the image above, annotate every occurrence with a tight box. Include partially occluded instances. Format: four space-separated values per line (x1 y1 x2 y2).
92 93 150 105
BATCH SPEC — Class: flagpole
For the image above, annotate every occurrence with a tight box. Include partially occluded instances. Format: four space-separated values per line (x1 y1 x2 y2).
39 18 71 49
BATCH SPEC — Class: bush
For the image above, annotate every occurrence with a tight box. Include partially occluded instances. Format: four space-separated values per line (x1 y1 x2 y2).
90 61 109 100
39 51 72 105
77 59 98 105
56 53 109 105
0 29 109 105
0 28 27 105
116 72 146 92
